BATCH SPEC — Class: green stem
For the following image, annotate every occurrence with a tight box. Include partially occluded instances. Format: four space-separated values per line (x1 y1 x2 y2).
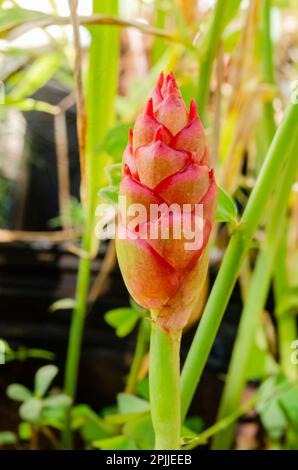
278 315 298 382
211 127 298 450
180 101 298 421
150 321 181 449
63 227 91 449
274 231 298 382
125 319 149 394
197 0 226 118
261 0 276 150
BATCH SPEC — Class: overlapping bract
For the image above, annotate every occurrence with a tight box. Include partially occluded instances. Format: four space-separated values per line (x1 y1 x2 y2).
116 72 217 330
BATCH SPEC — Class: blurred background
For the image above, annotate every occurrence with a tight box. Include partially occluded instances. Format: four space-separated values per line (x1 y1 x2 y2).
0 0 297 450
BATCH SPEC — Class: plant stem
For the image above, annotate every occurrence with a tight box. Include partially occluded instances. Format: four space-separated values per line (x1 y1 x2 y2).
125 319 149 394
197 0 226 118
150 320 181 449
211 129 298 450
180 101 298 421
63 229 91 449
274 231 298 382
62 0 119 448
261 0 276 151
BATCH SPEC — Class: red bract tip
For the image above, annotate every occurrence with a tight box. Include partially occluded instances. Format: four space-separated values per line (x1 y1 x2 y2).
128 128 133 144
167 78 178 95
166 71 175 82
124 164 131 176
145 98 154 117
189 99 198 121
153 125 164 143
157 71 164 90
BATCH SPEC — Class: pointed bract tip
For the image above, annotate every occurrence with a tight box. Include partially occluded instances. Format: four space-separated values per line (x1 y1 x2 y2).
128 127 133 144
153 125 164 143
189 99 198 121
145 98 154 117
157 71 164 89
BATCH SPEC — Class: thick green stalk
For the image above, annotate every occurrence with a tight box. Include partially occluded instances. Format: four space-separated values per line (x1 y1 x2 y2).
63 0 119 448
211 135 298 449
180 102 298 421
150 321 181 449
125 319 149 394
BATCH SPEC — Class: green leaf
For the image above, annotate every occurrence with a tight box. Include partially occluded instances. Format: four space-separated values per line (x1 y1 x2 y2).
4 97 59 114
123 415 154 450
105 163 122 186
104 308 139 337
43 394 72 409
49 298 76 313
0 7 48 38
257 375 289 440
101 124 132 163
93 435 138 450
99 186 119 205
117 393 150 414
19 398 43 423
216 186 238 223
0 431 17 446
71 405 116 442
7 52 62 101
18 422 32 440
34 365 58 397
7 384 32 402
278 385 298 430
41 406 66 430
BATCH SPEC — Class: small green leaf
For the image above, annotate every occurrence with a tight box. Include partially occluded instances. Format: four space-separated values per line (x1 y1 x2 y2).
104 308 139 337
99 186 119 205
0 431 17 446
34 365 58 397
278 385 298 430
71 404 116 440
43 394 72 409
7 384 32 402
257 375 289 440
123 415 154 450
117 393 150 414
105 163 122 186
49 298 76 313
216 186 238 223
18 422 32 440
101 124 132 162
8 52 62 101
19 398 43 423
93 435 138 450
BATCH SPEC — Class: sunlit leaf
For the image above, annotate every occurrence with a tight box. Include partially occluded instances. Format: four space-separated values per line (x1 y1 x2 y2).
216 186 238 223
7 384 32 402
49 298 76 313
0 431 17 446
34 365 58 397
19 398 43 423
104 308 139 337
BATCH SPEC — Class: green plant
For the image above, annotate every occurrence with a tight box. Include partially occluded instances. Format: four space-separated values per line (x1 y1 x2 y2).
5 365 71 449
